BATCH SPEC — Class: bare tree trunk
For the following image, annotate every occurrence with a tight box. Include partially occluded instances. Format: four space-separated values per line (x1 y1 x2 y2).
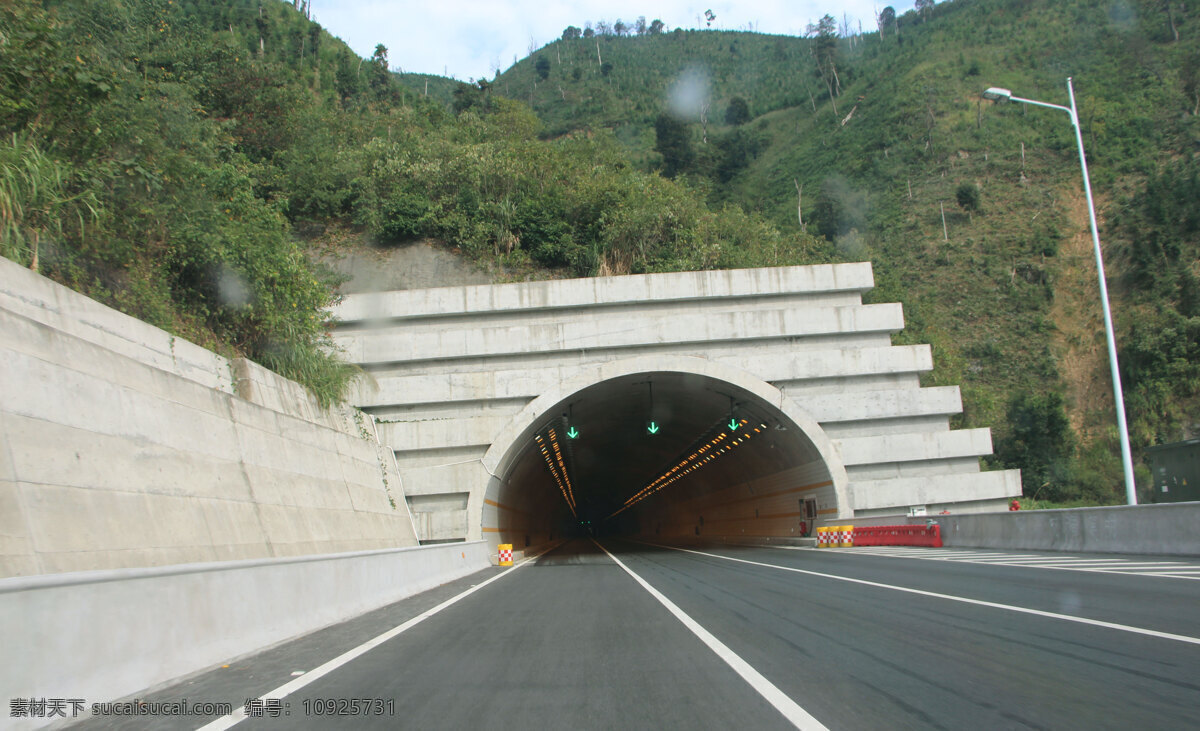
940 202 948 241
825 79 838 117
794 179 805 232
1168 1 1180 42
596 41 602 66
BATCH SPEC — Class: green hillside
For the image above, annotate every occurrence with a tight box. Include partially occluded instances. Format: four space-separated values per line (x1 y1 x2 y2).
3 0 1197 505
498 0 1200 503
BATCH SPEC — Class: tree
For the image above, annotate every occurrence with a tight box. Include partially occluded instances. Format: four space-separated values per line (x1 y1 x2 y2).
1182 52 1200 116
635 17 647 36
806 14 841 114
368 44 391 99
996 392 1076 500
535 56 550 81
562 26 582 41
725 96 750 125
654 113 693 177
614 20 627 37
878 6 896 38
601 61 613 77
916 0 935 21
956 183 980 211
649 19 666 35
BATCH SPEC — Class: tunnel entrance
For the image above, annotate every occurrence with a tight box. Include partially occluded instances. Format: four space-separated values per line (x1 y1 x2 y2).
480 358 849 551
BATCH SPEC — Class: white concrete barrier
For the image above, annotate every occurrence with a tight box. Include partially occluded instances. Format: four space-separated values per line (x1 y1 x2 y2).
924 502 1200 556
1 541 490 729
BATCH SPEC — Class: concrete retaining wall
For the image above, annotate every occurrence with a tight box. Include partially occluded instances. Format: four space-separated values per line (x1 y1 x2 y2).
927 503 1200 556
0 256 419 577
0 541 490 729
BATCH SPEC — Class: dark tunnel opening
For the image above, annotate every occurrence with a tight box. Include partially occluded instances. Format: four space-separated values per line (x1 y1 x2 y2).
484 371 842 548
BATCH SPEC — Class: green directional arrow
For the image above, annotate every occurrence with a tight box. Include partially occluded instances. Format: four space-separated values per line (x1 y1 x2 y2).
567 427 579 439
646 421 660 435
728 419 739 431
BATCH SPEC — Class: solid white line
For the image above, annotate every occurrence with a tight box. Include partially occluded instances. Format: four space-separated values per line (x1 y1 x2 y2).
813 547 1200 579
644 542 1200 647
1035 562 1185 568
973 558 1130 564
195 547 553 731
593 540 827 731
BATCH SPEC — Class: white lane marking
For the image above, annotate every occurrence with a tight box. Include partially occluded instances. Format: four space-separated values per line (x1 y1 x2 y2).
593 540 827 731
195 547 554 731
813 547 1200 578
645 542 1200 647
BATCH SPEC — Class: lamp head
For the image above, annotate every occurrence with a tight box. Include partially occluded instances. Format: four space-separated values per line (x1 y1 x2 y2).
982 87 1012 102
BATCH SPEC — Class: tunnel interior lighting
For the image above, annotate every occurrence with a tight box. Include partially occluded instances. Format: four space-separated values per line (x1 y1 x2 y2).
535 429 578 519
608 419 768 519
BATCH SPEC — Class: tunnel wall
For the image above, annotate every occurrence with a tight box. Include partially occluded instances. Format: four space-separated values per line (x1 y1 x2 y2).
0 257 418 578
639 461 837 539
483 475 559 554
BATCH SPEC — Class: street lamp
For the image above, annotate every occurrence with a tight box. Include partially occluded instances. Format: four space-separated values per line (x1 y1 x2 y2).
983 78 1137 506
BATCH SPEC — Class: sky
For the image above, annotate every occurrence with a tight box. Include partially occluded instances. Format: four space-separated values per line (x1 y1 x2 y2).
308 1 919 82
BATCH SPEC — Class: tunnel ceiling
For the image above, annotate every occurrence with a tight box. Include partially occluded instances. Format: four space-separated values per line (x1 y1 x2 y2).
500 372 822 526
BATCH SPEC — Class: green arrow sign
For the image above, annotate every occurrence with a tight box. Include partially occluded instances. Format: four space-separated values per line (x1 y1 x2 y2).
646 421 660 435
728 419 739 430
567 427 579 439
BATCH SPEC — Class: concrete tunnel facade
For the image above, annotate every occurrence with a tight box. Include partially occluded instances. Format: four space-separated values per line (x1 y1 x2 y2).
329 263 1022 551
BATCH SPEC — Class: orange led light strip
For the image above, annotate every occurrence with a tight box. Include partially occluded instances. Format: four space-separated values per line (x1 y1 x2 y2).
536 429 578 518
608 420 767 519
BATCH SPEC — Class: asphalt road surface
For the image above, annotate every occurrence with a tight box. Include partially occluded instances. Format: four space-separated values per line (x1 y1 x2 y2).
79 539 1200 730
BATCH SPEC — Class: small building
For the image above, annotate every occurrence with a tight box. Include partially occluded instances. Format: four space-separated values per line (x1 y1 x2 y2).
1146 439 1200 503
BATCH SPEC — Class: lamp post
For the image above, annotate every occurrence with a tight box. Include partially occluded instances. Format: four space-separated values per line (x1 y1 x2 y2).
982 78 1137 505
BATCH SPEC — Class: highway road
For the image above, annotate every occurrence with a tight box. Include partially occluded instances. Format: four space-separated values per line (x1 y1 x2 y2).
83 539 1200 730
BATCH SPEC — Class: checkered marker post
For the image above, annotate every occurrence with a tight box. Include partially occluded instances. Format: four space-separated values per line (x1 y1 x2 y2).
817 527 831 548
838 526 854 548
498 544 513 567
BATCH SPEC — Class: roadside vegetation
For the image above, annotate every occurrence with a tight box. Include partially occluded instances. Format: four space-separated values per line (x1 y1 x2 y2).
2 0 1196 503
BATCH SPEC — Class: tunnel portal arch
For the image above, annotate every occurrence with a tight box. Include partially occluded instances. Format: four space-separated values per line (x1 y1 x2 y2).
479 355 851 549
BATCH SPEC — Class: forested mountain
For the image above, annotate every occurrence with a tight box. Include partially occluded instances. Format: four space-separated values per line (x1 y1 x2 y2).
499 0 1200 504
2 0 1197 505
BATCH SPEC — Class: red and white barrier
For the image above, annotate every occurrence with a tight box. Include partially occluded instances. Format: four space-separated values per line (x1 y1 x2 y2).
851 524 943 547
